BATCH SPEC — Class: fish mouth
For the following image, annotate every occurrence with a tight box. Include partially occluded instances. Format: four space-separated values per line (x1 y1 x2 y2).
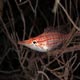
18 41 25 45
18 41 29 47
18 40 29 44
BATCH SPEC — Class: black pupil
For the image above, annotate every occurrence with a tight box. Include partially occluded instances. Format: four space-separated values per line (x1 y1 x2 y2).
33 41 36 44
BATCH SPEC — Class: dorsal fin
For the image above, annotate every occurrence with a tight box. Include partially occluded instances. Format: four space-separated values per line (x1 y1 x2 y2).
44 27 56 32
44 24 70 34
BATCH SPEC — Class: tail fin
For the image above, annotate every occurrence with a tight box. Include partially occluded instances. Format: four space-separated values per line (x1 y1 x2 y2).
63 27 76 47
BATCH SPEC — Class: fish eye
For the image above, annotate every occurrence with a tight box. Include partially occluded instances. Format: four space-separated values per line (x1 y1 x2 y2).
33 41 37 44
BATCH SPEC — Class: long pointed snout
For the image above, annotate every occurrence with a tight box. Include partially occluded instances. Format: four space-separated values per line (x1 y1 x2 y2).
18 40 28 45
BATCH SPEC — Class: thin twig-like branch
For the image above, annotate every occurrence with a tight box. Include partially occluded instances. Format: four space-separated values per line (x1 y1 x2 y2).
52 0 60 13
58 2 80 31
38 71 50 80
0 16 17 49
15 0 26 40
19 0 28 5
0 17 25 71
49 45 80 56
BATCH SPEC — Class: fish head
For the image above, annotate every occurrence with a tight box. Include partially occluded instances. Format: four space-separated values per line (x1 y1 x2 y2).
18 36 48 52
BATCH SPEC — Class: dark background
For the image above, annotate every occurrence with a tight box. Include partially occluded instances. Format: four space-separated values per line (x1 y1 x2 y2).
0 0 80 80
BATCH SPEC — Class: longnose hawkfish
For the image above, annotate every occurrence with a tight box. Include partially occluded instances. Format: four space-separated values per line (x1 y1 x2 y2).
18 27 71 52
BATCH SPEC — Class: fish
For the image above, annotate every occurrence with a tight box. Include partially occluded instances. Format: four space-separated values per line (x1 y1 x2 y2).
18 27 70 52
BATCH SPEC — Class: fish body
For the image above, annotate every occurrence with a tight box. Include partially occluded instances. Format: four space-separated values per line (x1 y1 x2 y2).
18 28 69 52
